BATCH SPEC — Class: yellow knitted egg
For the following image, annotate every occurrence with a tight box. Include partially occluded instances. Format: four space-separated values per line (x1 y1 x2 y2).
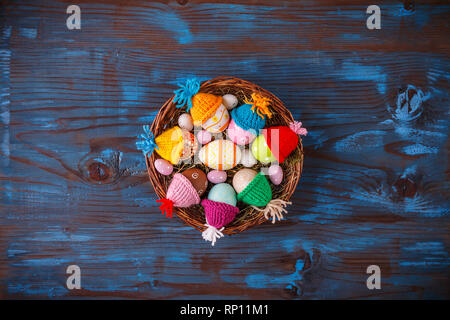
199 139 241 170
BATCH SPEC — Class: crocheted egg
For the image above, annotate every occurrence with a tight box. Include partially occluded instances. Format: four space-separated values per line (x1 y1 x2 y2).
232 168 258 194
251 134 276 164
199 139 241 171
227 118 257 146
208 183 237 207
201 104 230 133
181 168 208 196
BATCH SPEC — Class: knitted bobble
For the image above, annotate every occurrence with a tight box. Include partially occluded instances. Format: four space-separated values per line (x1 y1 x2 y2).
251 199 292 224
156 173 201 219
136 125 159 156
201 199 239 246
173 78 201 112
289 121 307 136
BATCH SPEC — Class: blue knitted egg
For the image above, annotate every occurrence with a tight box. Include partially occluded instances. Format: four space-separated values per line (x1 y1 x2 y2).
231 103 266 132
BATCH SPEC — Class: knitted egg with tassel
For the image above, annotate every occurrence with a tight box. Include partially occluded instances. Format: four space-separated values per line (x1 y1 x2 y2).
251 121 307 164
233 169 291 223
173 78 230 133
227 93 272 145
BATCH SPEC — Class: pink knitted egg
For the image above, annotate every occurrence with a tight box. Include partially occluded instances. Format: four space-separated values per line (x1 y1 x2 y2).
227 119 256 146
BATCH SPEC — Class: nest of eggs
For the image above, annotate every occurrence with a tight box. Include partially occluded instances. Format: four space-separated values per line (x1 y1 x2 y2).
146 77 304 235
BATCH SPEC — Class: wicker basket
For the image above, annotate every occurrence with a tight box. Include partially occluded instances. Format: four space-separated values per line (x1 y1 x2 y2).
145 77 303 235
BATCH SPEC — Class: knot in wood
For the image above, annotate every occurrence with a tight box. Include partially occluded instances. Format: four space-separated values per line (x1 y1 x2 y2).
392 85 425 122
403 1 415 11
88 161 110 181
394 177 417 198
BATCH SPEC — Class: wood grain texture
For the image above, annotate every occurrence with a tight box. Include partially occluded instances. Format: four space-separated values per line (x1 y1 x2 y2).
0 0 449 299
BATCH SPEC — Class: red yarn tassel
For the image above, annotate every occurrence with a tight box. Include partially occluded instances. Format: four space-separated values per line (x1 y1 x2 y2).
156 198 174 218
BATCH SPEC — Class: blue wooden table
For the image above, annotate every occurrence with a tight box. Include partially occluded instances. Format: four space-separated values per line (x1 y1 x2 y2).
0 0 449 299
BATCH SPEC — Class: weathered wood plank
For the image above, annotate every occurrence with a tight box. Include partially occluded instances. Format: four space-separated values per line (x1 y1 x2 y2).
0 0 449 299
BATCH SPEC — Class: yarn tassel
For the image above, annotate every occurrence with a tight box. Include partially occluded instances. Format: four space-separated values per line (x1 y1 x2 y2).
156 198 174 218
252 199 292 224
244 93 272 119
173 78 201 111
202 222 225 247
136 125 159 156
289 121 307 136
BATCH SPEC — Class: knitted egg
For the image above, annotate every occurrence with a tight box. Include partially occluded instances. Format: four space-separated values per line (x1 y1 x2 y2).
182 168 208 196
201 103 230 133
198 139 241 170
254 122 308 163
208 183 237 207
227 118 256 146
236 172 291 224
232 168 258 194
173 78 229 133
227 93 272 145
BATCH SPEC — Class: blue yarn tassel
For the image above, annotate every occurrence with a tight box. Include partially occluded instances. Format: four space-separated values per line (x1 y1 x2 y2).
136 125 159 156
173 78 201 112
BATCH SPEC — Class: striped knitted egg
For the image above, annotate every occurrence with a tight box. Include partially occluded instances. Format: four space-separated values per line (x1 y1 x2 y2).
198 139 241 170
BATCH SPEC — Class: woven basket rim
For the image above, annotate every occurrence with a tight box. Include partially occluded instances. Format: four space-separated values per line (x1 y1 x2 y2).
145 76 303 235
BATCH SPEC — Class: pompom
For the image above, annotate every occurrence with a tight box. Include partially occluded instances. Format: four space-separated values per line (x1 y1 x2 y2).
202 224 224 246
136 125 159 156
252 199 291 224
156 198 174 218
289 121 307 136
173 78 201 112
244 93 272 119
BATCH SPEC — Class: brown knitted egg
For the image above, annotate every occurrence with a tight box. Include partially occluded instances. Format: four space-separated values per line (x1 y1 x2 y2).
182 168 208 196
